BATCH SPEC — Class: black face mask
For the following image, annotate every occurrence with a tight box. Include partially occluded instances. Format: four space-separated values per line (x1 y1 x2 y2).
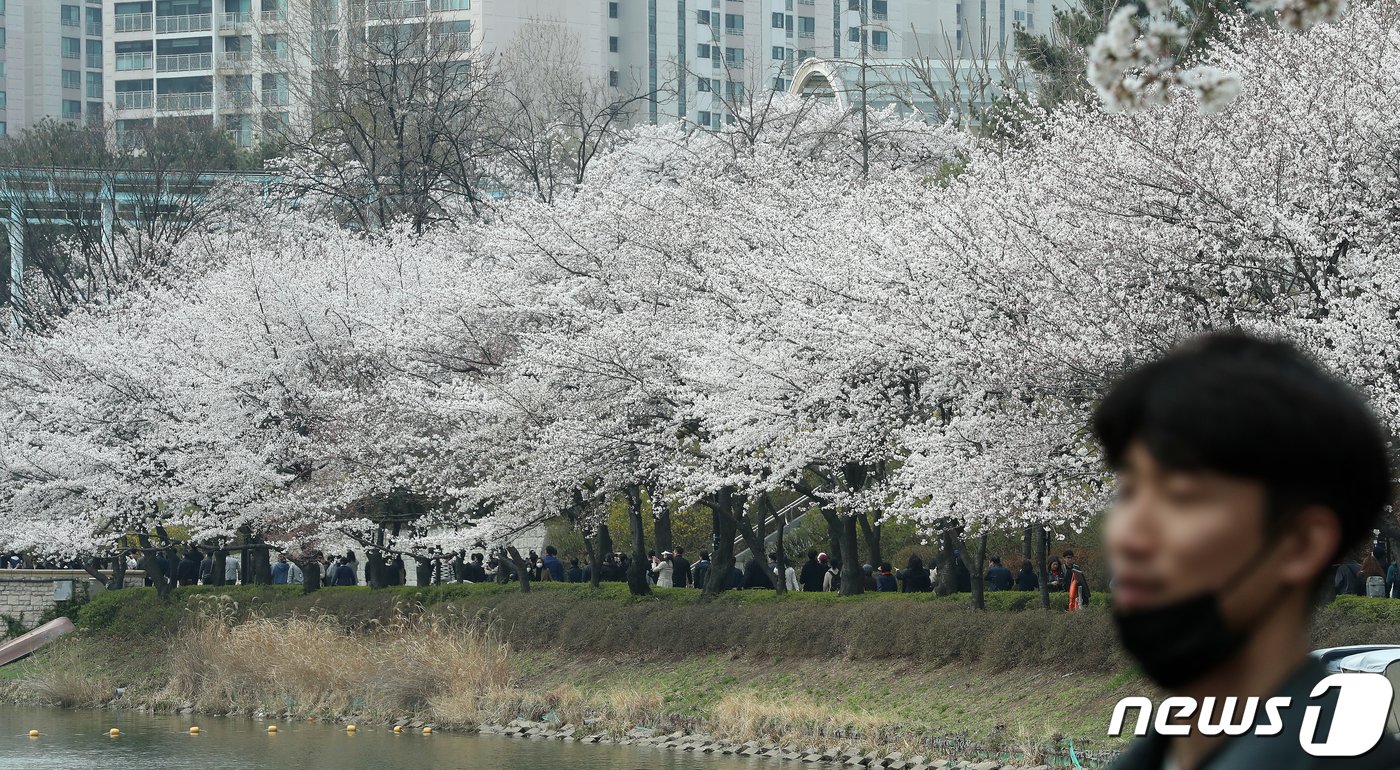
1112 550 1276 690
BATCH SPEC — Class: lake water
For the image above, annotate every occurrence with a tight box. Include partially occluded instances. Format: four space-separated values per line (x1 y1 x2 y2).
0 706 833 770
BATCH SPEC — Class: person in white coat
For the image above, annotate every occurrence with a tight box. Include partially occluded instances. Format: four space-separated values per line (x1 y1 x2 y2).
651 551 674 588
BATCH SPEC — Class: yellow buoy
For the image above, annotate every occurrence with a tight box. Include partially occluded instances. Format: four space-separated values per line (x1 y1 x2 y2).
392 725 403 734
27 730 39 738
109 728 121 737
267 725 278 733
189 727 200 735
346 724 357 733
422 727 432 735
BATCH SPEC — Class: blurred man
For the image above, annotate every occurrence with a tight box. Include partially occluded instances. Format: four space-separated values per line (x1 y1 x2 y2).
1098 333 1400 769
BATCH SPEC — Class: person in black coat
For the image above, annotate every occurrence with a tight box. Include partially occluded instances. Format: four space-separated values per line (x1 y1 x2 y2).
463 552 486 582
798 550 826 592
742 556 773 589
985 557 1014 591
671 547 691 588
899 554 931 592
691 552 711 588
176 550 202 586
1015 559 1039 591
565 558 583 583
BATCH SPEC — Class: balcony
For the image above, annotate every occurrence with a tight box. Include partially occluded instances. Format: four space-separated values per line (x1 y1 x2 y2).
115 12 153 32
155 13 212 34
219 11 252 28
369 0 427 19
262 90 290 107
261 8 287 22
86 53 103 68
223 89 257 108
225 128 255 147
115 90 155 110
115 52 155 70
799 29 815 38
218 51 253 69
157 52 213 72
157 91 214 111
87 21 103 36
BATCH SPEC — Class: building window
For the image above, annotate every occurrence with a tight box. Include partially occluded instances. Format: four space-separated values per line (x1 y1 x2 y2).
0 123 6 137
429 0 470 8
61 5 81 26
696 9 710 24
847 0 860 9
697 43 710 59
871 0 887 18
0 92 6 109
774 77 788 90
772 12 784 27
86 39 102 68
63 100 82 119
62 37 82 59
88 72 103 98
88 102 103 122
0 63 5 78
0 28 5 49
871 30 887 50
1026 13 1034 27
0 1 6 15
609 2 618 18
724 47 742 65
697 76 710 92
798 48 814 60
608 36 618 52
771 46 784 60
608 69 619 87
63 70 81 90
724 13 743 32
848 27 860 42
698 110 711 126
725 80 743 99
798 15 814 36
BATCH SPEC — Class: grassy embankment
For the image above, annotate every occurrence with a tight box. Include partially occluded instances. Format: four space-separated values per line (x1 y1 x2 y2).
4 583 1397 766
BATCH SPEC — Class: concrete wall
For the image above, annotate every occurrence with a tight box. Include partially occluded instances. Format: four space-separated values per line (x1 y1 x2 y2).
0 569 145 628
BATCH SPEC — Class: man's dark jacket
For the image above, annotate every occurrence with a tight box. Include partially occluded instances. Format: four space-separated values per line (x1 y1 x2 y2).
1110 659 1400 770
799 558 826 592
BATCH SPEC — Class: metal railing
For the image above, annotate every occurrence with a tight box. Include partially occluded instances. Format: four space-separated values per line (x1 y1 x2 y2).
219 51 252 67
223 89 257 107
86 21 103 36
86 53 103 69
155 13 212 34
115 52 154 70
157 91 214 111
220 11 252 27
115 91 154 110
262 90 290 107
114 12 153 32
369 0 427 18
157 52 213 72
261 8 287 21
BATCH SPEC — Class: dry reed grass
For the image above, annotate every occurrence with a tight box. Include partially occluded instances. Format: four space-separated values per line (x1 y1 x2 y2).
18 640 118 707
160 597 510 719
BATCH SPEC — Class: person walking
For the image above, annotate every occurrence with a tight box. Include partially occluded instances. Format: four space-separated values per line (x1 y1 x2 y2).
671 547 691 588
270 554 290 585
985 557 1014 592
287 559 304 585
224 552 241 585
799 550 826 592
652 551 675 587
876 562 897 592
198 550 214 585
331 552 358 586
1046 557 1066 591
691 552 711 588
176 550 202 587
1064 550 1090 610
542 545 565 582
899 554 931 592
1015 559 1038 591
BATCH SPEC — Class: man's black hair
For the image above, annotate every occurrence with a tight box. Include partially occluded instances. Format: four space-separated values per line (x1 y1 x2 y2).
1062 550 1074 559
545 545 557 556
807 549 818 560
1093 331 1391 563
990 556 1002 565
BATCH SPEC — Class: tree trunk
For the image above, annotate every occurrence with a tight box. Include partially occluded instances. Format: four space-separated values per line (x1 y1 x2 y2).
624 484 651 597
211 548 227 586
857 512 881 569
934 526 958 596
505 546 532 593
110 554 128 590
651 489 673 554
249 544 272 585
367 550 387 589
582 532 602 588
301 560 321 594
1036 525 1051 610
961 533 988 610
704 488 741 597
1022 526 1034 563
415 556 433 587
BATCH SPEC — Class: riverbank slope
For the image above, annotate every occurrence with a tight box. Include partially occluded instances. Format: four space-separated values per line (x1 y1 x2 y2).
4 583 1396 767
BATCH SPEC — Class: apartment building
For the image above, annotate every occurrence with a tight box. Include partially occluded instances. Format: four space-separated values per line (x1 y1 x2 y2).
1 0 107 138
92 0 1047 148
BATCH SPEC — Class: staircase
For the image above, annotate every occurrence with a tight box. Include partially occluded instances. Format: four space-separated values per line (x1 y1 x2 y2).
733 487 828 562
